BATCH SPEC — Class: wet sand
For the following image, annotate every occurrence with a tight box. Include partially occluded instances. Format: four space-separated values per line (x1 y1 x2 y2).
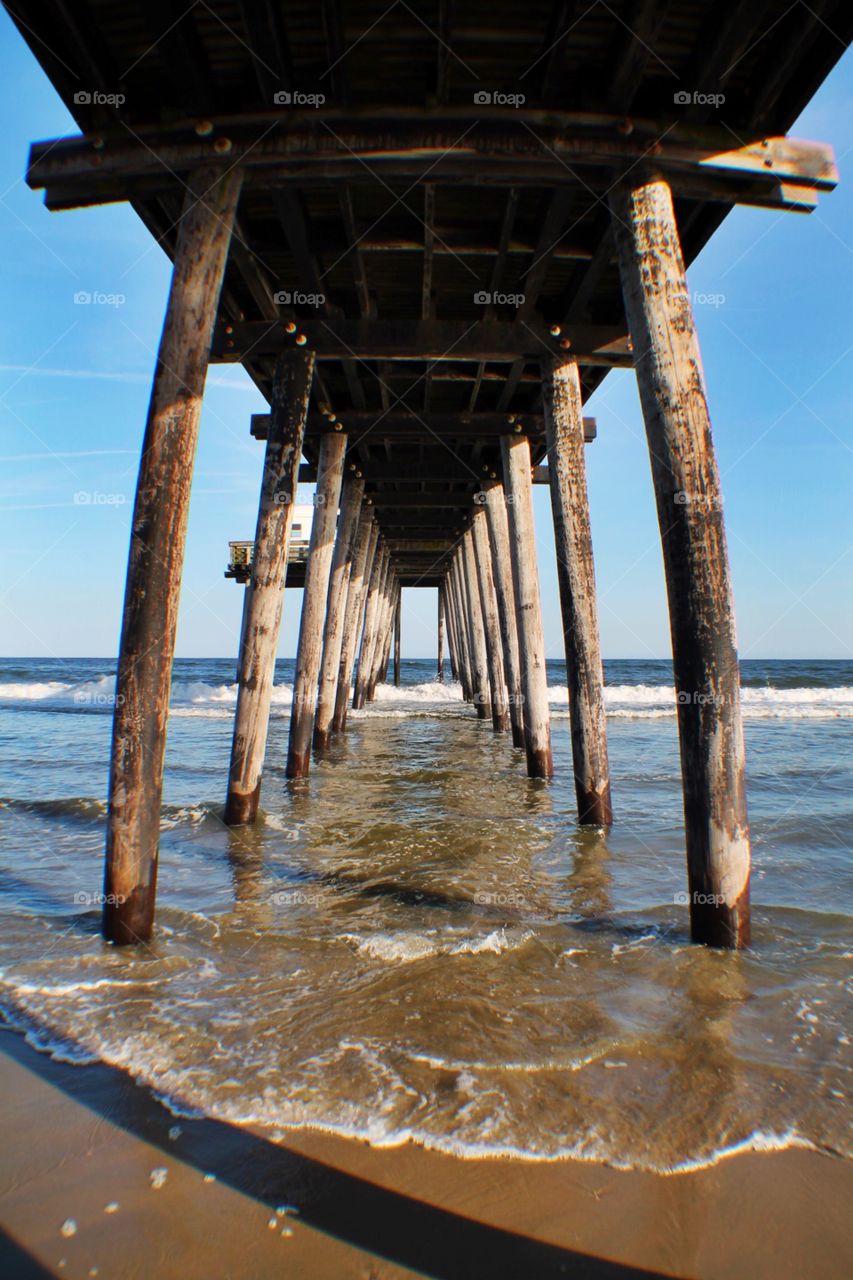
1 1023 850 1280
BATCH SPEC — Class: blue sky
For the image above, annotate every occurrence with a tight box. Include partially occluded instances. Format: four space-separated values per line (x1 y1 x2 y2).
1 12 851 661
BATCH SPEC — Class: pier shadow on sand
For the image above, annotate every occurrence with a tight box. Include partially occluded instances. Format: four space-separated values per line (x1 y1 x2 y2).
0 1012 671 1280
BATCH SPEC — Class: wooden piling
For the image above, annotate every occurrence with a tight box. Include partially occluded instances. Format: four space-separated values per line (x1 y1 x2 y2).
393 586 402 687
472 507 510 732
543 358 612 825
369 564 396 699
225 349 315 823
285 432 347 778
483 482 526 749
500 434 553 779
437 587 447 682
610 173 750 948
449 553 474 701
333 516 378 731
460 530 491 720
314 473 366 750
104 166 242 944
352 542 387 710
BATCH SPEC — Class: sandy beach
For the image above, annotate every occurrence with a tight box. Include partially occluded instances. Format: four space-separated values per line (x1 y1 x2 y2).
2 1021 851 1280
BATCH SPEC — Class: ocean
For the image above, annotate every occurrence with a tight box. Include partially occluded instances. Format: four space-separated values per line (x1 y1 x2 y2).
0 656 850 1173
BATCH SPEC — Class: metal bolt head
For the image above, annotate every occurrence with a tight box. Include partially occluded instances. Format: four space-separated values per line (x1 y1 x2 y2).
195 120 214 137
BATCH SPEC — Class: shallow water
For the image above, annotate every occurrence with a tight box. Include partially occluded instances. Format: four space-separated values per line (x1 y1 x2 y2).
0 657 851 1171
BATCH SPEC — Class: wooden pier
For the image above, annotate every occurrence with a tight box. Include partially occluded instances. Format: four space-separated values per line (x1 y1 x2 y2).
11 0 849 949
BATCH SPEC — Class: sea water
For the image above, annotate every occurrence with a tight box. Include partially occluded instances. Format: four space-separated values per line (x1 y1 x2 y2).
0 657 850 1171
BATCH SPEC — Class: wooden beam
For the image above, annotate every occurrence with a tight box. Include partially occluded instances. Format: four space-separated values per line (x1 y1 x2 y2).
610 174 750 949
251 412 596 446
483 482 526 749
543 358 612 825
225 349 315 824
472 507 510 733
314 475 366 749
103 167 243 944
334 518 378 731
286 432 347 777
216 319 631 364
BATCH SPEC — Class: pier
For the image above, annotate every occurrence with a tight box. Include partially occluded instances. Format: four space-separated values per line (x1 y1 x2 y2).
11 0 849 951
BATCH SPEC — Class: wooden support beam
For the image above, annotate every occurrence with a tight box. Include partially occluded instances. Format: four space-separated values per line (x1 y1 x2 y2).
610 174 750 949
449 553 474 702
543 358 612 825
314 474 366 750
501 434 553 779
472 507 510 733
225 349 315 823
368 564 396 700
469 187 519 411
394 588 401 687
483 483 526 749
334 517 378 731
252 411 596 442
216 319 630 365
460 530 491 720
438 587 446 682
30 116 837 209
353 543 388 710
103 167 243 945
285 432 347 777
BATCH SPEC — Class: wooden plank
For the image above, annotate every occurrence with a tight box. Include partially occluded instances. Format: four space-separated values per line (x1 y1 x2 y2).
543 358 612 825
610 174 751 949
104 167 243 944
217 320 631 364
225 349 315 824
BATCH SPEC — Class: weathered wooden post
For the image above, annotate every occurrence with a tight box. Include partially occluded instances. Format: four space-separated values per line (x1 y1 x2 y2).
483 481 526 749
369 565 396 699
353 541 387 709
543 358 612 825
363 550 391 703
314 473 365 750
610 173 750 948
393 587 401 687
460 530 491 719
437 587 447 682
225 349 315 823
333 516 378 731
472 506 510 732
103 167 243 944
449 553 474 701
501 434 553 779
286 432 347 777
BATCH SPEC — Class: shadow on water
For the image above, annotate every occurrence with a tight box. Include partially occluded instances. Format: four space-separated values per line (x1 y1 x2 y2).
0 1014 671 1280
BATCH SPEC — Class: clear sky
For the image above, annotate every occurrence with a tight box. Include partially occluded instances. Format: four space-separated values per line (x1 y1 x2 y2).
1 12 851 662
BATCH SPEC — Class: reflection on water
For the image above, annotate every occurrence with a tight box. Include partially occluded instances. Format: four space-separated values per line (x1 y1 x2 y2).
0 662 851 1172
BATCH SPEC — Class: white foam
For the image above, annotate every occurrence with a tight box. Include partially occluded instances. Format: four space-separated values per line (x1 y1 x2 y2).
341 926 532 963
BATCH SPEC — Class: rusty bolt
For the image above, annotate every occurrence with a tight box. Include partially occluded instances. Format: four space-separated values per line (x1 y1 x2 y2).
195 120 214 137
213 137 232 154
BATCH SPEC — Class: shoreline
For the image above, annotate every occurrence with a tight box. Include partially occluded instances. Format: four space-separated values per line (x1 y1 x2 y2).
2 1021 851 1279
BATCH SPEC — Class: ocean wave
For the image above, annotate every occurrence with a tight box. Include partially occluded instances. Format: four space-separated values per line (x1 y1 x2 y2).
340 926 533 963
1 674 851 720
